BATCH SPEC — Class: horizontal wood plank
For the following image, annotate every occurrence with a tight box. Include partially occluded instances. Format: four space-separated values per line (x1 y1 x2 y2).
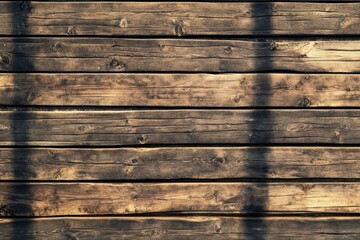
1 2 360 36
1 73 359 107
1 217 360 239
0 110 359 146
1 147 359 180
0 182 359 216
1 38 359 72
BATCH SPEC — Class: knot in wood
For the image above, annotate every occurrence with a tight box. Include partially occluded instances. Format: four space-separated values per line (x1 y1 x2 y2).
295 80 305 90
243 10 254 17
131 158 139 164
334 131 342 143
68 235 79 240
345 86 353 92
26 90 38 102
0 205 15 217
211 157 226 166
298 184 315 194
233 93 244 103
0 54 11 65
205 190 220 202
269 41 277 50
108 58 126 70
286 123 312 132
224 46 232 54
214 224 222 233
127 158 141 166
297 96 311 107
66 26 77 35
269 170 278 177
48 150 58 160
174 21 184 37
118 18 128 28
138 135 146 144
148 229 166 236
110 59 120 68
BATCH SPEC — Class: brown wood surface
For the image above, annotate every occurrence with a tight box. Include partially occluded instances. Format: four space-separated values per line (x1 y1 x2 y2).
1 147 359 180
1 2 360 36
0 110 359 146
1 38 359 72
1 0 360 237
1 73 359 107
0 182 359 216
1 217 360 240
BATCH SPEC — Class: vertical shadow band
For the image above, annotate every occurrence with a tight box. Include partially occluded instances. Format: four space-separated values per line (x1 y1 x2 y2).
243 3 273 240
9 1 34 239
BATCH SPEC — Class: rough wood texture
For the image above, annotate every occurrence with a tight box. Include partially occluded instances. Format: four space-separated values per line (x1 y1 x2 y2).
1 38 359 72
0 110 359 146
1 0 359 238
1 2 360 36
1 74 359 107
0 182 359 216
1 147 359 180
1 217 360 240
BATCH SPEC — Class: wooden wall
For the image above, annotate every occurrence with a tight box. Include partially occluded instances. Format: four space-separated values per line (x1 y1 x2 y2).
0 1 359 239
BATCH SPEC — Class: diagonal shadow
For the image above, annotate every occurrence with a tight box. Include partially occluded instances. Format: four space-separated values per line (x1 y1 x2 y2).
8 1 34 239
243 3 273 239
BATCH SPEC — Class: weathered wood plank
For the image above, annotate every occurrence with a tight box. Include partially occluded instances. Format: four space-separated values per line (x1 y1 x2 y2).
1 147 359 180
1 2 360 36
0 182 359 216
1 217 360 240
0 110 359 146
1 38 359 72
1 74 359 107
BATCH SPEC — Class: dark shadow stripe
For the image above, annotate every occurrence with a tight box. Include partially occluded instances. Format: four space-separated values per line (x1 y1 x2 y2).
7 1 34 239
243 2 274 239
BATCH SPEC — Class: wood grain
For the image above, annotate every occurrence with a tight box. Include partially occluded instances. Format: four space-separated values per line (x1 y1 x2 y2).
1 0 359 238
1 2 360 36
1 38 359 72
1 147 359 180
0 110 359 146
0 182 359 216
1 217 360 240
1 74 359 107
